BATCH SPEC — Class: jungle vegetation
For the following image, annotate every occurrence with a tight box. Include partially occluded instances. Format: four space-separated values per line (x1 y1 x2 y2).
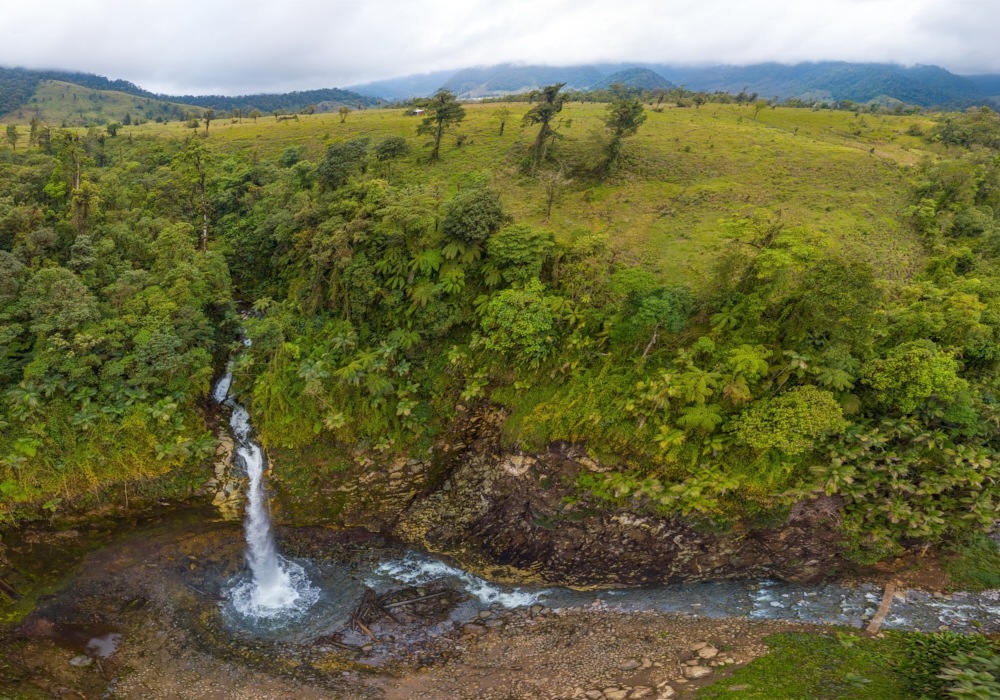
3 87 1000 568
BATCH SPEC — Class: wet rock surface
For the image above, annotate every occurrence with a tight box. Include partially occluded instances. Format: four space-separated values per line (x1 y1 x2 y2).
269 408 848 588
0 514 818 700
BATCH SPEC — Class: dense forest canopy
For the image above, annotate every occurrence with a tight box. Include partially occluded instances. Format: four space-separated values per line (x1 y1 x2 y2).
3 95 1000 566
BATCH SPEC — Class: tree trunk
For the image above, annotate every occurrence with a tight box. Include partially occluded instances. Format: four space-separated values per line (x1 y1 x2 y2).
433 119 443 160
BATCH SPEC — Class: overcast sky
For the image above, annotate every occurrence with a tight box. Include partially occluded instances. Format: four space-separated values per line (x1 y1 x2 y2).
2 0 999 95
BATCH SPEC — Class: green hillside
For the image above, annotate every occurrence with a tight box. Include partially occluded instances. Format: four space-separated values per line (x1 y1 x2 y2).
4 92 1000 577
0 80 193 126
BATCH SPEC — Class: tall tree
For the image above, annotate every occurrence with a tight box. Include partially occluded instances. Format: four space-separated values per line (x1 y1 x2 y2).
5 124 17 150
338 106 350 123
522 83 566 168
172 140 213 250
602 94 647 175
492 106 512 136
249 109 261 123
204 108 215 135
415 89 466 161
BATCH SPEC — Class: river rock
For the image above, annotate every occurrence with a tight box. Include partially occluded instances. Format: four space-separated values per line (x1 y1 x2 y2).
697 645 719 659
619 659 641 670
657 688 676 699
69 655 92 667
462 623 486 635
584 692 603 700
683 666 712 679
629 687 653 698
604 689 629 700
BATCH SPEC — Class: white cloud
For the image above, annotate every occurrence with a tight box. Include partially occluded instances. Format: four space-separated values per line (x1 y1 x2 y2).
0 0 997 95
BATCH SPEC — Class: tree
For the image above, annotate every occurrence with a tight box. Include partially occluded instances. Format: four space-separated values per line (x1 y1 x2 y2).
317 138 369 191
5 124 17 150
538 169 571 223
106 122 120 137
204 108 215 134
486 224 554 284
233 107 241 123
373 136 410 180
303 104 316 115
692 93 706 109
415 89 466 161
752 100 767 119
273 110 281 120
29 117 40 146
602 94 647 175
522 83 566 168
123 113 131 126
249 109 261 123
172 139 214 250
338 106 350 123
492 106 512 136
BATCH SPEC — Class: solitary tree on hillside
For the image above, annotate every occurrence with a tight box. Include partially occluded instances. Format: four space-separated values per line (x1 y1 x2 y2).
415 89 466 161
539 169 571 223
338 106 350 123
602 94 647 176
522 83 566 169
492 106 512 136
204 108 215 135
5 124 18 150
29 117 40 146
249 109 261 123
106 122 120 137
693 93 706 109
752 100 767 119
233 107 242 123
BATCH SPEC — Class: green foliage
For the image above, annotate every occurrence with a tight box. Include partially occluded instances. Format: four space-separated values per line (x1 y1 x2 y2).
317 138 369 191
862 341 967 414
441 187 507 243
733 385 847 455
899 632 999 699
700 631 909 700
485 224 554 284
943 533 1000 591
479 279 557 367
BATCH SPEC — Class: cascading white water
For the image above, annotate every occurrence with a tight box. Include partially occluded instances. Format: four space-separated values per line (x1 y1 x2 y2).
214 363 318 620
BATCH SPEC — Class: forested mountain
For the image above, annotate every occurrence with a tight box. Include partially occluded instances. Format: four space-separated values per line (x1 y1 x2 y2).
0 66 376 121
592 68 674 92
351 61 992 107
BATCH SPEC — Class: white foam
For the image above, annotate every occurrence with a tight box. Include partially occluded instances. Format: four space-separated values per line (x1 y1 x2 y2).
374 553 544 608
212 372 233 404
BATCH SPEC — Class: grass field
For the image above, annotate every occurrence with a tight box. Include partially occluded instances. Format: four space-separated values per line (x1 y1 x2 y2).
6 98 947 285
143 101 939 284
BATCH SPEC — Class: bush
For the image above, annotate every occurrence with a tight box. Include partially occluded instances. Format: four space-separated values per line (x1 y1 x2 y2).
899 632 998 699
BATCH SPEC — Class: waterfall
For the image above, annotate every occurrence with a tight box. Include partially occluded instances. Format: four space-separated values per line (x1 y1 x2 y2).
214 361 318 620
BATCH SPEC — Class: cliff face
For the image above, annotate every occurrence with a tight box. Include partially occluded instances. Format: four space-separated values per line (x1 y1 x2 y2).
267 408 848 586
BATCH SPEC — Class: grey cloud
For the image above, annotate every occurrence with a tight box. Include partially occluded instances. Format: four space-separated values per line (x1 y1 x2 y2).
1 0 998 96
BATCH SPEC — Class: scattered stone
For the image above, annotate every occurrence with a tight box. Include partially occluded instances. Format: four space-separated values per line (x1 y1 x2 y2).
683 666 712 679
697 645 719 659
584 692 604 700
69 655 92 667
619 659 641 671
484 619 504 628
657 688 676 699
531 605 543 614
604 689 629 700
629 687 653 698
640 657 652 669
478 610 493 619
689 642 708 651
462 623 486 636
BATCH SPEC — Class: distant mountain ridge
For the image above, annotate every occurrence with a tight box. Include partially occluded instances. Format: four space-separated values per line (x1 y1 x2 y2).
350 61 996 108
0 66 376 120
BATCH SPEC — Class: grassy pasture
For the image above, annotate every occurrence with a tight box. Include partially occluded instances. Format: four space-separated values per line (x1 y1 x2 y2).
8 98 943 285
134 101 936 284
